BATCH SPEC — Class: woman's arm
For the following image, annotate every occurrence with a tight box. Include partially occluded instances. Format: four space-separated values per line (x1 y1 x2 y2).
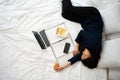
55 53 82 71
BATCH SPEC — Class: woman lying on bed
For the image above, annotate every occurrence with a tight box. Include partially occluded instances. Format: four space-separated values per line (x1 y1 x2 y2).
55 0 104 71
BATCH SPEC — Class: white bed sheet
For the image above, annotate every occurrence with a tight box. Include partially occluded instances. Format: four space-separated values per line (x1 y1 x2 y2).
0 0 107 80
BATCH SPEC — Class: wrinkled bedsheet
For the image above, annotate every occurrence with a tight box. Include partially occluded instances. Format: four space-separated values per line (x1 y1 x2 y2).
0 0 107 80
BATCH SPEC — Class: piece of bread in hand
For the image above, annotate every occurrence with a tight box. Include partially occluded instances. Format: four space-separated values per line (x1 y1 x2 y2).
54 63 59 71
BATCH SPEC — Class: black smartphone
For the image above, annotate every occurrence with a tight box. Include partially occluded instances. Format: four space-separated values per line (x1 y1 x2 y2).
63 42 70 54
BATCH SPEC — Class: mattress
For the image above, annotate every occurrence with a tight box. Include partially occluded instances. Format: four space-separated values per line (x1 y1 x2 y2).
109 68 120 80
0 0 107 80
105 32 120 40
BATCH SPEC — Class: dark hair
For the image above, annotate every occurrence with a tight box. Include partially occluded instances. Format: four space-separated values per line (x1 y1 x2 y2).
81 48 101 69
82 57 99 69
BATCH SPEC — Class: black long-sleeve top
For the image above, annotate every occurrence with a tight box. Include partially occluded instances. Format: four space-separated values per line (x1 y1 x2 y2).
75 15 104 59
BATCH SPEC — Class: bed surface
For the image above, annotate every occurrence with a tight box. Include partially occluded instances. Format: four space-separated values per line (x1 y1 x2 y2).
0 0 116 80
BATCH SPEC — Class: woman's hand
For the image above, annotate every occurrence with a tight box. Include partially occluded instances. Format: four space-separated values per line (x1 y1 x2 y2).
73 47 79 56
54 61 71 72
73 43 79 56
